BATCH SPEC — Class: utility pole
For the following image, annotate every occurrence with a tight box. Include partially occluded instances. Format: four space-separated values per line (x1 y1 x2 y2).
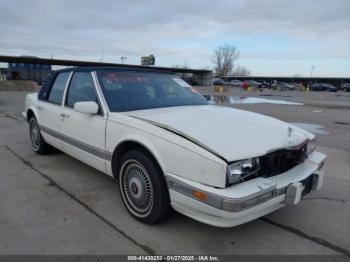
121 56 127 64
310 66 316 77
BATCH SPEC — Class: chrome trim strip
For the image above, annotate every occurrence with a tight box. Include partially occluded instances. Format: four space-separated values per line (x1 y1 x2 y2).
105 151 112 161
92 71 110 114
39 125 113 161
61 71 74 107
166 176 285 212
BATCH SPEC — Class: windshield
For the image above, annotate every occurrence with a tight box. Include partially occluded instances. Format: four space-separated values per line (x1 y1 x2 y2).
97 70 208 112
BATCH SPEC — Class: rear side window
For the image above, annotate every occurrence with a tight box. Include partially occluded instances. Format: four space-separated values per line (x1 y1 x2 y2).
48 72 70 105
65 72 98 108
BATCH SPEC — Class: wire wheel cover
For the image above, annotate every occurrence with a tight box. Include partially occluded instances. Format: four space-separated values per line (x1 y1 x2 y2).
30 121 40 150
121 160 154 216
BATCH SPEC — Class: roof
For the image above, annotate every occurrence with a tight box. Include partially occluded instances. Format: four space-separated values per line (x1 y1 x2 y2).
54 66 175 74
37 66 183 101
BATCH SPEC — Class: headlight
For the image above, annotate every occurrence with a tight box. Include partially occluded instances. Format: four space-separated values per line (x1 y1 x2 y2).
226 158 261 185
307 139 316 155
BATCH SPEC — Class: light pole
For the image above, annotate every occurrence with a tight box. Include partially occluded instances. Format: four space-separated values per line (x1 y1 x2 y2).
121 56 127 64
310 66 316 77
99 49 104 63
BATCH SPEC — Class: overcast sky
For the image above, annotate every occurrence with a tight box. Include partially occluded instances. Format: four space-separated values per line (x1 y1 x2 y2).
1 0 349 76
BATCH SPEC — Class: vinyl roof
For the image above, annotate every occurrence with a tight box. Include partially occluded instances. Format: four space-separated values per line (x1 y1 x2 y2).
54 66 175 74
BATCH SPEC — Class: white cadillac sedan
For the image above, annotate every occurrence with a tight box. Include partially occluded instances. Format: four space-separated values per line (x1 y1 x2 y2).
23 67 326 227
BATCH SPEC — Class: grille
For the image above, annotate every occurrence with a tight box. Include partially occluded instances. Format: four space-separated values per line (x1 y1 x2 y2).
259 145 307 177
229 144 308 185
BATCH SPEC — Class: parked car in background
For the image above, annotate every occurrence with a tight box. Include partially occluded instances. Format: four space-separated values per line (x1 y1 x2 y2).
342 83 350 92
23 67 326 227
260 81 272 89
309 83 326 91
279 82 297 90
291 83 300 90
246 80 262 87
230 79 242 87
212 79 226 86
322 83 337 92
242 80 263 91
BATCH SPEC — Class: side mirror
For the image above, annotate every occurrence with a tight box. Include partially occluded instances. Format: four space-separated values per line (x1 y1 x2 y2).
74 101 99 115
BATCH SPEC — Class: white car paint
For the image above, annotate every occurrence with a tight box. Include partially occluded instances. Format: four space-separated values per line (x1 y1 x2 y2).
106 112 227 187
126 105 314 162
23 70 326 227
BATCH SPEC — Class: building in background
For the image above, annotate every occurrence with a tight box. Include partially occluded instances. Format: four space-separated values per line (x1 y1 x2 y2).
8 60 52 84
0 55 212 86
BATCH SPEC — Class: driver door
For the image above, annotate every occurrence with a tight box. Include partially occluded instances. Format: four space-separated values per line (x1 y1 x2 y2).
60 72 107 173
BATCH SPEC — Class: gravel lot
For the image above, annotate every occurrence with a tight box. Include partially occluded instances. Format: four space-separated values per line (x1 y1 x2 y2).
0 90 349 256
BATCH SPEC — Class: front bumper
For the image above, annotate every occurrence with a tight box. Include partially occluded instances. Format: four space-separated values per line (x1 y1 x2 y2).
166 151 326 227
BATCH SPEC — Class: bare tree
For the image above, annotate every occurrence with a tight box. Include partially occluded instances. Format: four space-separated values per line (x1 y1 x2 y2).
232 65 251 76
211 44 239 76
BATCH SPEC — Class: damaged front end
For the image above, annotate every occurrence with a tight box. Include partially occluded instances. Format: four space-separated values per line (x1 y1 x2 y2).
225 139 320 186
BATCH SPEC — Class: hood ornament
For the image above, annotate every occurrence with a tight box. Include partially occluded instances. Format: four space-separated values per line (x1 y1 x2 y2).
288 126 293 137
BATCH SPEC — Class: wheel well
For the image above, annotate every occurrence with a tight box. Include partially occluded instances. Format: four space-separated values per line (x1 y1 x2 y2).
27 109 35 122
111 141 163 180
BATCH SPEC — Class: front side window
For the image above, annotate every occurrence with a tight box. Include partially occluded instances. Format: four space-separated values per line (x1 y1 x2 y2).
97 70 208 112
65 72 98 108
48 72 70 105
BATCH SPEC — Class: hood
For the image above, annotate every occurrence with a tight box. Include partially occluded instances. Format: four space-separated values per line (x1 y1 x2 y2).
125 105 313 162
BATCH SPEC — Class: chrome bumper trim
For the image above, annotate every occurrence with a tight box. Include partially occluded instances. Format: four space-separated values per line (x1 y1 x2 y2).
166 175 320 212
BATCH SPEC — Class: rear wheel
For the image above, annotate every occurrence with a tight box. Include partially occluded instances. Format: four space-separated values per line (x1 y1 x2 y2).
29 117 49 154
118 150 170 224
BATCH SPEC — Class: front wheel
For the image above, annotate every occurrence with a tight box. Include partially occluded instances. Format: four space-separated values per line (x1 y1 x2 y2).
29 117 50 154
118 150 170 224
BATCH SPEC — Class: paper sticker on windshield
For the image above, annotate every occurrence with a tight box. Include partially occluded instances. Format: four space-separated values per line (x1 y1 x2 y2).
173 78 191 87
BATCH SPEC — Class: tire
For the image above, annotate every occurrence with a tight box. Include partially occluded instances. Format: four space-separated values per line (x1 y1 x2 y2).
29 117 50 154
118 150 170 224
